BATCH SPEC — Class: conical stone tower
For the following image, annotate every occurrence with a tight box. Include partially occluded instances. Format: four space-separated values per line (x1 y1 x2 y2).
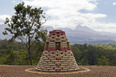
36 30 79 72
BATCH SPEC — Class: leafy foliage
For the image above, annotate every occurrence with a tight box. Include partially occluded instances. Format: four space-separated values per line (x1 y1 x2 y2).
72 44 116 66
3 2 46 65
0 39 43 65
0 39 116 65
97 56 109 65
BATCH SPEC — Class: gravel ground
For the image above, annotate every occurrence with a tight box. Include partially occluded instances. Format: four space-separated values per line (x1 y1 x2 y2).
0 65 116 77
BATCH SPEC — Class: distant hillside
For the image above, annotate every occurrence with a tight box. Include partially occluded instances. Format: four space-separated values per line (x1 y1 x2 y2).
0 24 11 40
43 25 116 44
1 24 116 44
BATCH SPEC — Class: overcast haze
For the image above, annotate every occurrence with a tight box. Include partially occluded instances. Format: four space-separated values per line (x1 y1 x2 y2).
0 0 116 33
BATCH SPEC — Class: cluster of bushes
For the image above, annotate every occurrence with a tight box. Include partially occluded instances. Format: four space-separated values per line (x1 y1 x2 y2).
72 44 116 66
0 39 43 65
0 39 116 65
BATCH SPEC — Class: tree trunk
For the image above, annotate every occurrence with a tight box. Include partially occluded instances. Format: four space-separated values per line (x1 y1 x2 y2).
28 36 32 65
28 48 32 65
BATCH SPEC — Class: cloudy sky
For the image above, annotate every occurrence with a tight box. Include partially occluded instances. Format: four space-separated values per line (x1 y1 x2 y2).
0 0 116 33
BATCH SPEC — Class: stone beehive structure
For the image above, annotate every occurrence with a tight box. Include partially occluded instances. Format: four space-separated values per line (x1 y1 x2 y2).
36 30 79 72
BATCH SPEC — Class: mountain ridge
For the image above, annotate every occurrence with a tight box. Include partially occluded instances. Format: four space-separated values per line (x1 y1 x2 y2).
43 25 116 44
1 24 116 44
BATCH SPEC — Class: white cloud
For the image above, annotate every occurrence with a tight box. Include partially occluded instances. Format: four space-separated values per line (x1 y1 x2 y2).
0 15 10 21
112 2 116 6
0 15 10 24
24 0 97 11
12 0 16 4
12 0 23 4
91 22 116 33
22 0 116 33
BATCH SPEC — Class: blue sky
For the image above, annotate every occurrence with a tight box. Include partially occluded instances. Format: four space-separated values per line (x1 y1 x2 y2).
0 0 116 33
96 0 116 23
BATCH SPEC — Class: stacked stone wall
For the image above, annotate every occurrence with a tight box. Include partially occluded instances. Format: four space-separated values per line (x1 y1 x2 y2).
37 30 79 72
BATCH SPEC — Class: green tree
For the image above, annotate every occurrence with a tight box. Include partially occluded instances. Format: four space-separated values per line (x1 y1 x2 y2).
87 45 97 65
3 46 16 65
31 41 44 65
78 56 88 65
78 49 88 65
97 56 109 65
71 45 82 63
3 2 46 65
13 50 29 65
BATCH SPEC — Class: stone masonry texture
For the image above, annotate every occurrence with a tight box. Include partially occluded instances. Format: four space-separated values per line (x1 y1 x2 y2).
36 30 79 72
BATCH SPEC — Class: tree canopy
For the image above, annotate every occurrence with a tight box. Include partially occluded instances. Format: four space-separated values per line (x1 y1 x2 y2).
3 2 46 65
0 40 116 66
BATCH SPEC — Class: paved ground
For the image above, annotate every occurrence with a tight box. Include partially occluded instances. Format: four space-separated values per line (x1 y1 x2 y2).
0 65 116 77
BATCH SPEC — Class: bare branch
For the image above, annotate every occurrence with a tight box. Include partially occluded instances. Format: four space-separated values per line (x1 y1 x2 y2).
17 36 28 49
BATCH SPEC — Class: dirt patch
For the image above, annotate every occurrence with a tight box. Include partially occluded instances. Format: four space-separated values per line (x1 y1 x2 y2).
0 65 116 77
